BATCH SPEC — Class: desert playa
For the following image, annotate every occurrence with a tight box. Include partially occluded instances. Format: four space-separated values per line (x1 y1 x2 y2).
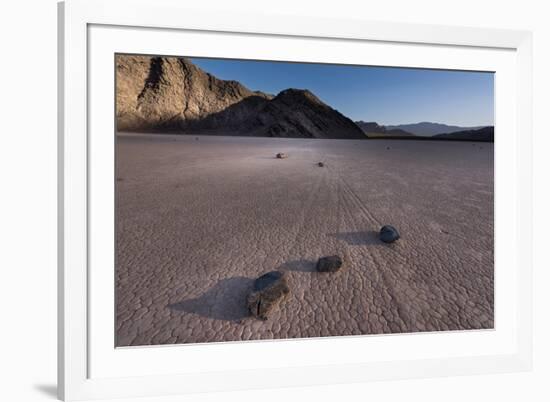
115 134 494 346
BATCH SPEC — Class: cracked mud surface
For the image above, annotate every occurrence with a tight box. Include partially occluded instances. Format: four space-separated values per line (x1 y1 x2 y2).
116 134 494 346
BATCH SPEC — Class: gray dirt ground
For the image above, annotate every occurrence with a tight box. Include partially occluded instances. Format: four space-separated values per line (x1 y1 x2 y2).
115 133 494 346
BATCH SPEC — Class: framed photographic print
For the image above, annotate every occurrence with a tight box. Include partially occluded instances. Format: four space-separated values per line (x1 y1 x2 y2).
58 0 533 400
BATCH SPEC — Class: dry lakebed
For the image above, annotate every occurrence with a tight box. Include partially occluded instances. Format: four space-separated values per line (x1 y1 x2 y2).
115 133 494 346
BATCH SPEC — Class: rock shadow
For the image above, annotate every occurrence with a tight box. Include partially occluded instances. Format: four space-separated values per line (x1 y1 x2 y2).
278 259 317 272
168 276 254 322
330 230 384 246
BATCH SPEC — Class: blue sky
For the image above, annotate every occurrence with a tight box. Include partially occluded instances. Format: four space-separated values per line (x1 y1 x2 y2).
189 57 494 127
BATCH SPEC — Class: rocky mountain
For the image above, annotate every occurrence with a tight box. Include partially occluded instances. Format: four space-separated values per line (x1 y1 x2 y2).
385 122 486 136
355 121 415 137
116 55 366 139
116 55 272 132
355 120 493 141
433 126 494 142
243 89 366 139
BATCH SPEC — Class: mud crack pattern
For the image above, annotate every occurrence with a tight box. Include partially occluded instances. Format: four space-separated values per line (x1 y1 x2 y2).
116 134 494 346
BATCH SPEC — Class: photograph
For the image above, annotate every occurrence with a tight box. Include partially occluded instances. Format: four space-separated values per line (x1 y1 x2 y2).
115 54 494 347
1 0 543 399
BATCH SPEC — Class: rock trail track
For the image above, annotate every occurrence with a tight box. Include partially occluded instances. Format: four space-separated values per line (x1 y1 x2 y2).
116 134 494 346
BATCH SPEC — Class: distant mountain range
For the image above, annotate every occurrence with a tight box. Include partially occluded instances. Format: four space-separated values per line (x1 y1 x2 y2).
386 122 487 136
116 55 493 142
355 121 493 142
116 55 365 140
433 126 494 141
354 121 415 137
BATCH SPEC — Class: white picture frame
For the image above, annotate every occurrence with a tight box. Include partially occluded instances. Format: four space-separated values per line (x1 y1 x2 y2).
58 0 533 400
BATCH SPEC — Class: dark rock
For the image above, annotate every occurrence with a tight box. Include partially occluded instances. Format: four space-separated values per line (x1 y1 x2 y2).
316 255 343 273
380 225 400 243
318 162 324 167
247 271 290 320
276 152 288 159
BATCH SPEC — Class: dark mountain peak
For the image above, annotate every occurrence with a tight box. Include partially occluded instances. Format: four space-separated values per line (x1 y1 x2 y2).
253 89 365 139
274 88 323 106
